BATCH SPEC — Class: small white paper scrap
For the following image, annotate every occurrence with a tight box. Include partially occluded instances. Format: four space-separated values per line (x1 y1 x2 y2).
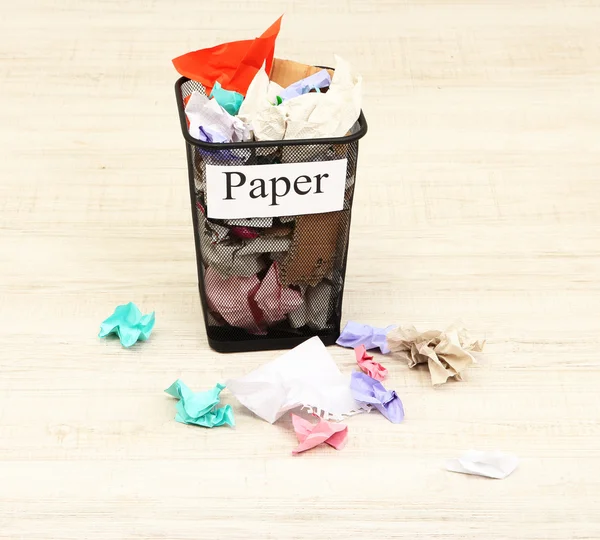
446 450 519 479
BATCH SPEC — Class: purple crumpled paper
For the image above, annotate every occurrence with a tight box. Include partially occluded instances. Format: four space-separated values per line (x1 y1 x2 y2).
350 371 404 424
279 69 332 102
198 125 230 143
336 321 396 354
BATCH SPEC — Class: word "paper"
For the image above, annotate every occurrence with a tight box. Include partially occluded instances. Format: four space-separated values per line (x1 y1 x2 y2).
206 159 347 219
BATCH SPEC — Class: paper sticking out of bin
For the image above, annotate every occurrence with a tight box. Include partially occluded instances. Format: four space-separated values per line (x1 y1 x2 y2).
173 16 368 352
269 58 334 88
172 16 283 96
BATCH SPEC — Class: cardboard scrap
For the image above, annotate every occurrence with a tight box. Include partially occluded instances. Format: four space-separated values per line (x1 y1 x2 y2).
280 211 348 287
270 58 334 89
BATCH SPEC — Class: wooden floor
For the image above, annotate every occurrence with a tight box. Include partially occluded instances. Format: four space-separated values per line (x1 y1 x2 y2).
1 1 599 538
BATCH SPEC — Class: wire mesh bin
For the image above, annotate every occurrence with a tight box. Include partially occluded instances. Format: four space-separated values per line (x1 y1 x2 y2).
175 75 368 352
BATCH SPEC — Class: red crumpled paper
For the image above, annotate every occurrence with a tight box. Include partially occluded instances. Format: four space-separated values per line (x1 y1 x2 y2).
229 226 260 240
172 16 283 96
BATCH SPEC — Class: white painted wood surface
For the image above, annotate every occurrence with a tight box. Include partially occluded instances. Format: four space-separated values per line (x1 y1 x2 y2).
1 1 599 538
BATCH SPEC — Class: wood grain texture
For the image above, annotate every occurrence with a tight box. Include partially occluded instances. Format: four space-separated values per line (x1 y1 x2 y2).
1 0 600 538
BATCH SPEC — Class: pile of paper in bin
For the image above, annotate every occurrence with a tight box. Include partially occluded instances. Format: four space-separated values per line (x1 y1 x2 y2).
173 15 362 144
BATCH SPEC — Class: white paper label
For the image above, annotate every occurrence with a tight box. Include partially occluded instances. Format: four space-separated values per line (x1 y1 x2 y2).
205 159 348 219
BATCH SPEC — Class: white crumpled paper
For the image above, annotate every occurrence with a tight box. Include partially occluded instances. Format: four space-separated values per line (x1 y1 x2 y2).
283 55 362 140
242 55 362 142
224 217 273 228
446 450 519 479
288 281 335 330
252 106 287 141
226 336 369 423
237 64 285 140
185 91 250 142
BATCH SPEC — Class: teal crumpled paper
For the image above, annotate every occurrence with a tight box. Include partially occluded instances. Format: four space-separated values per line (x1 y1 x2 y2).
210 81 244 116
165 379 235 428
98 302 155 347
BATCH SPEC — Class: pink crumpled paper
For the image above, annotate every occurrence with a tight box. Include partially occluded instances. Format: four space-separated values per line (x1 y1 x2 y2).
355 345 388 381
205 262 304 334
254 262 303 326
291 414 348 455
204 267 264 334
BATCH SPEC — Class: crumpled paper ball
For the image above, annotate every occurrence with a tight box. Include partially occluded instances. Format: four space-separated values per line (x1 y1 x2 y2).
386 324 485 386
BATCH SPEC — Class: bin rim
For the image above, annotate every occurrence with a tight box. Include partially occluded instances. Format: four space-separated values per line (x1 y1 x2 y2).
174 73 368 150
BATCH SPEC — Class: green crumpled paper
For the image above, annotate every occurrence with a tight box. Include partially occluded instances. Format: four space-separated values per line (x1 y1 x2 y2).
98 302 155 348
210 81 244 116
165 379 235 428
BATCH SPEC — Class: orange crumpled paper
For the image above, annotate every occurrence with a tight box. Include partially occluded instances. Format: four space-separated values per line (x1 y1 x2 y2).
386 325 485 386
172 16 283 96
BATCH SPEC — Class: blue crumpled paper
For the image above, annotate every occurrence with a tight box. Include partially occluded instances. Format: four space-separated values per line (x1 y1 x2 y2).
336 321 396 354
165 379 235 428
210 81 244 116
279 69 332 102
98 302 155 348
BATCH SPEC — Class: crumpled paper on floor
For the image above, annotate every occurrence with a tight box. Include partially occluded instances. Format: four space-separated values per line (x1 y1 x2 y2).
227 336 368 423
386 324 485 386
164 379 235 428
446 450 519 479
350 372 404 424
355 345 388 381
98 302 155 348
336 321 395 354
291 414 348 455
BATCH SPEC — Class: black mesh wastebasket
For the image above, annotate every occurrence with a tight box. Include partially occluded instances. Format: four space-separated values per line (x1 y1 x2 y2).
175 74 368 353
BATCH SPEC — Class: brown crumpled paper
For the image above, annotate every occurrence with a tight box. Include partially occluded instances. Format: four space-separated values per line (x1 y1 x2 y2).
386 325 485 386
269 58 334 88
280 211 347 287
